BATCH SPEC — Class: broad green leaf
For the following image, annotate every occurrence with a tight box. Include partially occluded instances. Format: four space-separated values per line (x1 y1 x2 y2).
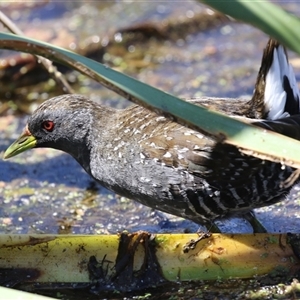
0 32 300 168
201 0 300 55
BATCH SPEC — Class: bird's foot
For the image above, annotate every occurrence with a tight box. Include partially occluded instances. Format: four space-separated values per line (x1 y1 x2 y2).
183 230 212 253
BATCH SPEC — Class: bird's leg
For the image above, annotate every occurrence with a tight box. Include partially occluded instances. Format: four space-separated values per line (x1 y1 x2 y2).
244 211 267 233
207 222 222 233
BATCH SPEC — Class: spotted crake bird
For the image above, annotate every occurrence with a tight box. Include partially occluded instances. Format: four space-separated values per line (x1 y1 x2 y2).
4 39 300 232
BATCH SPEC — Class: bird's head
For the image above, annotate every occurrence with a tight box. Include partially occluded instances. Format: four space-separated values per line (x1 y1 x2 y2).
4 94 96 159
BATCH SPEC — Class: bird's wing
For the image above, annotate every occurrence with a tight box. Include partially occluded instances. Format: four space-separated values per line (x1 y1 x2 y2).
139 128 262 187
253 114 300 140
139 113 300 188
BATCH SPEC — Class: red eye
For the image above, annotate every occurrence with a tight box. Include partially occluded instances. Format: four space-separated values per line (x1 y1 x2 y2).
42 120 55 132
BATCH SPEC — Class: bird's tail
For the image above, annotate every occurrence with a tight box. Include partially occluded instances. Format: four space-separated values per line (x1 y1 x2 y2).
251 38 300 120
